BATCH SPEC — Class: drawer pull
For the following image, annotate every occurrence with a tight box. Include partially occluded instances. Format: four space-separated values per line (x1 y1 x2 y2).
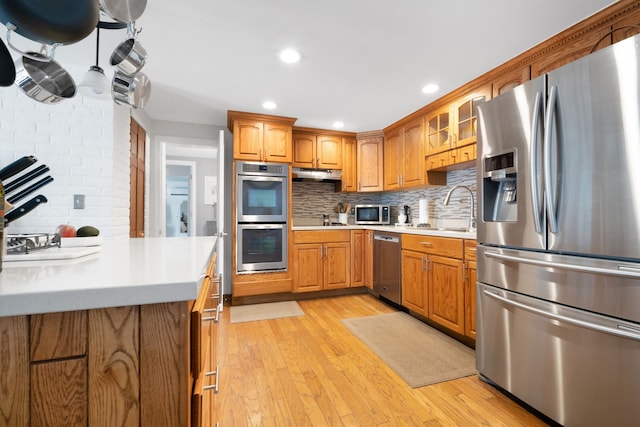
419 242 433 246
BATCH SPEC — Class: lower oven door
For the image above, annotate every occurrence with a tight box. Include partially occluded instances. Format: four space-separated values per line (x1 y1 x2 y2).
236 223 287 273
477 283 640 427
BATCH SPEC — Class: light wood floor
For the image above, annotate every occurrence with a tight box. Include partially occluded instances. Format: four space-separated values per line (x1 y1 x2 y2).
215 294 549 426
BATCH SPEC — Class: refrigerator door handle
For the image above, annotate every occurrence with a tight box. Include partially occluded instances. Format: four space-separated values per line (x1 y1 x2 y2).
482 288 640 341
544 84 559 233
484 250 640 278
530 91 544 233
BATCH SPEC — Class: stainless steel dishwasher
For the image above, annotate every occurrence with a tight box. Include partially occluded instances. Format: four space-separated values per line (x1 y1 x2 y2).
373 231 401 304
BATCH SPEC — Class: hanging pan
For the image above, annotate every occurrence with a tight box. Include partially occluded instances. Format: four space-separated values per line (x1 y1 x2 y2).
0 0 99 61
14 53 76 104
112 71 150 109
0 38 15 86
110 37 147 75
100 0 147 24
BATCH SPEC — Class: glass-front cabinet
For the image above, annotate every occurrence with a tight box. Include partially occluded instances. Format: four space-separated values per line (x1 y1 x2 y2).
425 85 491 154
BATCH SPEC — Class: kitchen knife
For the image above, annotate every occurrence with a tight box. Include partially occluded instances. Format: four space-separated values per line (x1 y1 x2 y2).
5 194 48 224
3 164 50 194
0 156 37 181
7 176 54 204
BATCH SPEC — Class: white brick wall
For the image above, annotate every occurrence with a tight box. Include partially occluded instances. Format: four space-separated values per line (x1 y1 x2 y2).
0 65 131 238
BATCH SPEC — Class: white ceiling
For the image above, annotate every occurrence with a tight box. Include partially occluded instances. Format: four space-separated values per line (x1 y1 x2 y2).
53 0 617 132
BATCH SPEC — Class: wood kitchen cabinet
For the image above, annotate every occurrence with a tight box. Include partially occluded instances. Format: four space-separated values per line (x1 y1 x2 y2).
401 249 429 316
384 117 445 190
356 130 384 192
401 234 465 335
363 229 374 289
426 86 490 154
492 65 531 97
341 136 357 192
293 230 351 292
0 255 220 427
292 130 343 169
350 230 364 286
228 110 297 162
464 239 477 340
426 143 476 172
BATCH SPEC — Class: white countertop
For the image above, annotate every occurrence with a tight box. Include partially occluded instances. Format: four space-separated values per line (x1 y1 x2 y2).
291 224 476 239
0 236 217 317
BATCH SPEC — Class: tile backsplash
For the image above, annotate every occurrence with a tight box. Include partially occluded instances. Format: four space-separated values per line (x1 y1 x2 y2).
292 167 476 227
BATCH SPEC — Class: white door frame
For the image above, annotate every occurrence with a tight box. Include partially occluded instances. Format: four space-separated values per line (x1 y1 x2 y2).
164 159 197 237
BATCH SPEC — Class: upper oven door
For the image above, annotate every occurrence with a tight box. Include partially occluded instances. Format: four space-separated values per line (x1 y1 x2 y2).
236 174 288 223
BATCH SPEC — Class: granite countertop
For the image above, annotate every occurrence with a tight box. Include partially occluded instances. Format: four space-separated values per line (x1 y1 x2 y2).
291 224 476 239
0 236 217 317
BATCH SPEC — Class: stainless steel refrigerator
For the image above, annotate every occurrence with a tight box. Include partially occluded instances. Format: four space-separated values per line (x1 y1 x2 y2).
476 33 640 427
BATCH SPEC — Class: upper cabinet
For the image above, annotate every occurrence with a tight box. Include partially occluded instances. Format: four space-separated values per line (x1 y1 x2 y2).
426 85 491 155
384 117 446 191
341 136 357 192
228 111 297 163
292 129 343 169
492 65 531 98
356 130 384 192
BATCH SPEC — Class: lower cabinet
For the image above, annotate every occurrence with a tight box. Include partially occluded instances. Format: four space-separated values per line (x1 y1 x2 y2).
464 240 477 339
293 230 351 292
0 256 220 427
401 234 466 336
363 230 374 289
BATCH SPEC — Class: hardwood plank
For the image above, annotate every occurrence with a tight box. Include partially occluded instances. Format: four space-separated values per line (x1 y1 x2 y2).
0 316 29 425
30 310 87 361
216 294 550 426
88 306 140 426
31 358 87 426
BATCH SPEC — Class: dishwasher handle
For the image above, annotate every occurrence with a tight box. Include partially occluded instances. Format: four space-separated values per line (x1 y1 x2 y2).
374 234 400 243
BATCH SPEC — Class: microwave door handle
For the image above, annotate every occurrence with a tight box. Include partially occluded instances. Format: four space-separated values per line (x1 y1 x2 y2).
544 84 559 233
530 91 544 234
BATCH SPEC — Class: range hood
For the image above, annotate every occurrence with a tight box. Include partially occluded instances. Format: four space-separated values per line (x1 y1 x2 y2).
292 167 342 181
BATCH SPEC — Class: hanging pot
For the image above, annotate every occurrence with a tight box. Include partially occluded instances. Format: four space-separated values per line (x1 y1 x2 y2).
99 0 147 24
14 53 76 104
112 71 150 109
0 38 15 87
0 0 99 61
110 37 147 75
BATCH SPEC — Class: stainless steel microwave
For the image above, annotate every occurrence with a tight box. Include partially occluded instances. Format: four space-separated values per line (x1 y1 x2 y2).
354 205 391 225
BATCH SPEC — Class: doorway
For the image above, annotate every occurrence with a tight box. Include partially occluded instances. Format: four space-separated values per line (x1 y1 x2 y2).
166 160 196 237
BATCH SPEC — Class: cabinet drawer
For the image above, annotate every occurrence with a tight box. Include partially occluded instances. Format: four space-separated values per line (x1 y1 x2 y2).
191 276 214 380
425 152 450 171
402 234 463 259
464 239 477 261
451 144 476 164
30 311 87 361
294 230 350 244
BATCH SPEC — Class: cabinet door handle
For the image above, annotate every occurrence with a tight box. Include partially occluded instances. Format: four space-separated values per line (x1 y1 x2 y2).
203 307 220 323
204 366 220 393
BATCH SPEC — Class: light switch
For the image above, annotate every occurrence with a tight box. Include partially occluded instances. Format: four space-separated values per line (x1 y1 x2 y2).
74 194 85 209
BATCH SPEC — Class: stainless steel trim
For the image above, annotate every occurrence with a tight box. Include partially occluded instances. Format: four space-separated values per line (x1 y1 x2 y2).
484 250 640 278
530 91 543 233
544 84 559 233
482 288 640 340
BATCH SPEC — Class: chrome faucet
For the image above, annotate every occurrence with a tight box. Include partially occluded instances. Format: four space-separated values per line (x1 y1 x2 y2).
443 185 476 232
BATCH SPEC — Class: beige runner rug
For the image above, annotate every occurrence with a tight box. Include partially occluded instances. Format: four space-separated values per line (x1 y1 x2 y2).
342 311 476 388
230 301 304 323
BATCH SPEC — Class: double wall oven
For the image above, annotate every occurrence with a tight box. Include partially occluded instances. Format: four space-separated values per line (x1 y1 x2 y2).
235 161 288 273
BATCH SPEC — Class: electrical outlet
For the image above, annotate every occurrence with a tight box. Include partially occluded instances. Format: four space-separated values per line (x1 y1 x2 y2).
73 194 85 209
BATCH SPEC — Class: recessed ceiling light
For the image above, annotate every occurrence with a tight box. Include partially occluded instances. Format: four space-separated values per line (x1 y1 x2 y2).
422 83 439 94
332 121 344 129
262 101 277 110
279 48 301 64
